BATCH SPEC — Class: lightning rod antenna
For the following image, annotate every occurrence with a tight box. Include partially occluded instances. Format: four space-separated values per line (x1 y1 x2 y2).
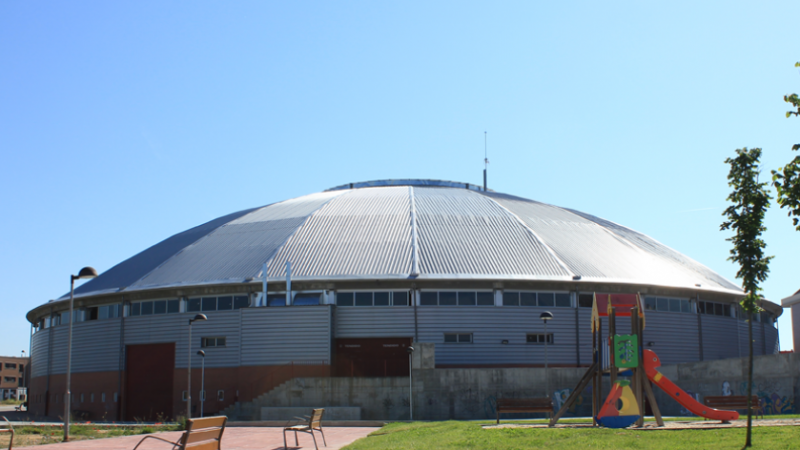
483 131 489 191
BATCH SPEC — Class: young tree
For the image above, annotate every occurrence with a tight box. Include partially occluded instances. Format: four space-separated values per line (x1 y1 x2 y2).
772 61 800 229
721 147 773 448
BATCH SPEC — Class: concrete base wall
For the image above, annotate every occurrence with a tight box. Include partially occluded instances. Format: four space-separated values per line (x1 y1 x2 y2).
261 406 361 420
233 352 798 420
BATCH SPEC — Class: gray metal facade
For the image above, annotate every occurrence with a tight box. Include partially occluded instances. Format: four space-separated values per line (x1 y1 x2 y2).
30 303 778 379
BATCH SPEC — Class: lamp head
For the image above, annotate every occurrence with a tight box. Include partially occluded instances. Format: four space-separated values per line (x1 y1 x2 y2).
197 350 205 357
540 311 554 322
73 267 98 281
407 346 414 354
190 314 208 324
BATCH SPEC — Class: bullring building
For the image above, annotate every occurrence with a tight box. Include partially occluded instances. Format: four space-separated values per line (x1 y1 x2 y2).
25 179 781 421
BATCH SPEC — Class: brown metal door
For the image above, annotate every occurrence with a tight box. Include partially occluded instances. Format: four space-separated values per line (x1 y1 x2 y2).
125 343 175 421
334 338 412 377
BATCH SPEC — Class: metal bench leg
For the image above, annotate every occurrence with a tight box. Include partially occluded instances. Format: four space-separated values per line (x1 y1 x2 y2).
311 430 319 450
319 427 327 447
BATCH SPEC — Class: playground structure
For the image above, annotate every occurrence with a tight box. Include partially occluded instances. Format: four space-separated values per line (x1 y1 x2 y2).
550 294 740 428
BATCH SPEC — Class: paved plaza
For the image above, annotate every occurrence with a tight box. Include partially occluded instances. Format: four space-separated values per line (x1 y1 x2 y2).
13 426 380 450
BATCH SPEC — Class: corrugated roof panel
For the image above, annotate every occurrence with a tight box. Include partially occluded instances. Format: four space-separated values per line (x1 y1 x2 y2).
565 208 741 291
129 191 344 289
414 187 571 277
268 186 413 277
487 192 740 291
72 208 258 296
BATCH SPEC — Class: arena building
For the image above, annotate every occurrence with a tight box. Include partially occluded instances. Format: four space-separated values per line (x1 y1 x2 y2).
25 179 781 421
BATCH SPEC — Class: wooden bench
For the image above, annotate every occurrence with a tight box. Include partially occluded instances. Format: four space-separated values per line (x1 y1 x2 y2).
133 416 226 450
703 396 764 419
496 398 553 424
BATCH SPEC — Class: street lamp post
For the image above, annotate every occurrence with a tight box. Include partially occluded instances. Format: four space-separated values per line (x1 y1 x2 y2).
64 266 98 442
187 314 207 421
197 350 206 418
407 346 414 421
540 311 553 401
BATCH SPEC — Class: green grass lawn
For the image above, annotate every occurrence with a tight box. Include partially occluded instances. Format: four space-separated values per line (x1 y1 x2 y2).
344 420 800 450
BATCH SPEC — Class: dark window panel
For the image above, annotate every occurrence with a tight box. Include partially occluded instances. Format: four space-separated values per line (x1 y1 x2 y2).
188 298 201 312
294 294 320 306
698 301 706 314
680 299 690 313
444 334 457 343
216 337 226 347
153 300 167 314
336 292 354 306
645 297 657 311
355 292 373 306
714 303 723 316
233 296 249 309
520 292 537 307
131 303 140 316
538 293 555 307
477 292 494 306
458 334 472 343
202 297 217 312
374 292 390 306
267 295 286 307
392 291 409 306
167 300 180 314
578 294 594 308
420 292 438 306
458 292 476 306
555 293 571 307
217 296 234 310
439 292 457 306
656 297 669 312
140 302 153 316
503 292 520 306
669 298 681 313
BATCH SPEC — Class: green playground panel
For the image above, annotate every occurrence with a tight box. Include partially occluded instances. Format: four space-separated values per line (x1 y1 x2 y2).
614 334 638 368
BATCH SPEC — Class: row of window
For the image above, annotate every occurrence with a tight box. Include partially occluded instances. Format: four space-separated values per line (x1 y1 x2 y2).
33 392 118 404
201 337 227 348
35 291 776 330
421 291 495 306
644 297 692 314
0 363 22 372
443 333 555 344
503 292 571 307
187 296 251 313
337 291 411 307
182 390 226 402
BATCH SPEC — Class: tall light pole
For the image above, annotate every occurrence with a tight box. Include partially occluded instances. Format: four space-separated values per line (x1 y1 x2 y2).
540 311 553 401
187 314 207 421
407 346 414 421
64 266 98 442
197 350 206 418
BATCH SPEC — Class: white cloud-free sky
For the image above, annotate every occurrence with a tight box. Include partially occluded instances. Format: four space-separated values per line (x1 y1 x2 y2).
1 1 798 357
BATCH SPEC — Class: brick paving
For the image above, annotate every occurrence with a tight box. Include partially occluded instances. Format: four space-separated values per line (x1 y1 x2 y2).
14 426 380 450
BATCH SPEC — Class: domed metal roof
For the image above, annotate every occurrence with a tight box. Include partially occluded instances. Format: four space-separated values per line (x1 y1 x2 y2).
70 179 742 298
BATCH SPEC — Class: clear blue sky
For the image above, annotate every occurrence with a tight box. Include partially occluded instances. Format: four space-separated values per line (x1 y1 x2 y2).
1 1 798 357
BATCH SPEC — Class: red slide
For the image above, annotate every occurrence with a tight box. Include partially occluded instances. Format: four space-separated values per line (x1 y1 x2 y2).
642 349 739 421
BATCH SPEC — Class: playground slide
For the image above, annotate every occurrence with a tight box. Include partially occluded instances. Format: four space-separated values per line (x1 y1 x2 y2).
642 349 739 421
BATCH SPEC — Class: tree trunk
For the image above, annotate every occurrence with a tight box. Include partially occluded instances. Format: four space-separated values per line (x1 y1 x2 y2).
744 312 754 448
